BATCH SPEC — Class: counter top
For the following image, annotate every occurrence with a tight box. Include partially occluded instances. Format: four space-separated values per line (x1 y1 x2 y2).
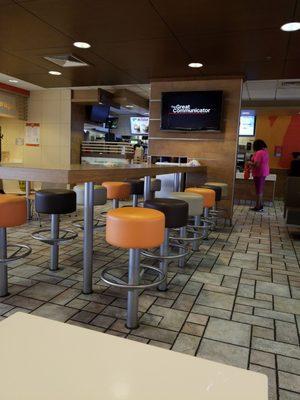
0 163 207 183
236 172 277 181
0 313 268 400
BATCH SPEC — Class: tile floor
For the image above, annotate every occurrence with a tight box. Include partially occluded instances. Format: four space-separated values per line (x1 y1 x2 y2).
1 202 300 400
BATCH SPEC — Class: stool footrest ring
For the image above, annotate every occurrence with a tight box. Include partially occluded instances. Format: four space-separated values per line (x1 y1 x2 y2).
0 244 32 263
72 218 106 230
141 243 190 260
101 264 165 289
209 210 224 216
169 234 201 243
31 228 78 244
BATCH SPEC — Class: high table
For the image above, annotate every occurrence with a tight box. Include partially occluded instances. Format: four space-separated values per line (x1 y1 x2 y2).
0 313 268 399
0 163 206 294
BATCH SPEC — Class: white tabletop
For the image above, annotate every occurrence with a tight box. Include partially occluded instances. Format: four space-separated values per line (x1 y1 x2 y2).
0 313 268 400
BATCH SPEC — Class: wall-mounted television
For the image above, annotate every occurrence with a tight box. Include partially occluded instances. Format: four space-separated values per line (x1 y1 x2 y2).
88 105 110 124
105 117 118 129
130 117 149 134
239 110 256 137
161 91 223 131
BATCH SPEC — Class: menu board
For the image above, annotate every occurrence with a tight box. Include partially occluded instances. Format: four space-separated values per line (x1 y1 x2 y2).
130 117 149 135
239 111 256 136
0 92 17 118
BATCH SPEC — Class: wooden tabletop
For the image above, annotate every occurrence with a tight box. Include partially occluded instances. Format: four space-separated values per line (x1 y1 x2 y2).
0 313 268 400
0 163 207 184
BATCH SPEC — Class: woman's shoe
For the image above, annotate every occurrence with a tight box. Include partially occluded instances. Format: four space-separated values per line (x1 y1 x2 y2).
250 206 264 212
256 206 264 212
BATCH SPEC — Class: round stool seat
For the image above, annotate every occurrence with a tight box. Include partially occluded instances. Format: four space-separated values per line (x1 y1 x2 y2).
102 182 131 200
185 188 215 208
35 189 76 214
201 185 222 202
204 182 228 198
164 192 204 217
144 198 188 229
106 207 165 249
127 180 144 196
73 185 107 206
0 195 27 227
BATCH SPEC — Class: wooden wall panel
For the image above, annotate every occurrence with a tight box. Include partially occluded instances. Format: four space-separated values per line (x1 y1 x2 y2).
71 104 85 164
149 78 243 219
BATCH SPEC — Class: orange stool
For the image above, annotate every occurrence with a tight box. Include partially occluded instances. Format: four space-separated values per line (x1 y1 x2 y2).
102 182 131 209
0 195 31 296
101 207 165 329
185 187 216 240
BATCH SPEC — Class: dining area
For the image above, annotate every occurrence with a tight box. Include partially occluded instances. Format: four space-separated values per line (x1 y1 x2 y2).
0 161 269 399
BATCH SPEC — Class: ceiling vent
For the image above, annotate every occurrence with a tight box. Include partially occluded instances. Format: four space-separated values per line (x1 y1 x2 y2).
43 54 89 68
278 80 300 88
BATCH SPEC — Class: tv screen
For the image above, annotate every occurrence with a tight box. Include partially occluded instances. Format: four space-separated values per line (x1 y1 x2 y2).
89 105 110 123
105 117 118 129
161 91 223 131
130 117 149 134
239 110 256 136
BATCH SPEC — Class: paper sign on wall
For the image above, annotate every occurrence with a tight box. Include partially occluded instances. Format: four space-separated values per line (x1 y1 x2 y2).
25 123 40 146
274 145 282 158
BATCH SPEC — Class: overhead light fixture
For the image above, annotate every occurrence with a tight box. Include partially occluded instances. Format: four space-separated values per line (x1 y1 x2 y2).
188 62 203 68
73 41 91 49
8 79 18 83
280 22 300 32
48 70 62 75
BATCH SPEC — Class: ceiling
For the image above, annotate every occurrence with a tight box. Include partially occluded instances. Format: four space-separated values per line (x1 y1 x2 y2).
0 72 42 90
243 79 300 100
0 0 300 88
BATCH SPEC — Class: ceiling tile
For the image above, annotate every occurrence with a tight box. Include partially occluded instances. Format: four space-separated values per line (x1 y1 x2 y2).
0 3 71 50
179 30 288 64
151 0 295 36
246 80 278 90
276 88 300 99
248 89 276 100
14 0 172 44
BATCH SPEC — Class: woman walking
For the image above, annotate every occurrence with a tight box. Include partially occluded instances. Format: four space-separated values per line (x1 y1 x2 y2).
248 139 270 212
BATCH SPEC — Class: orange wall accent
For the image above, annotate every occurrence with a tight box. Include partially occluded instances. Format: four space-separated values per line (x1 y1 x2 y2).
255 114 300 169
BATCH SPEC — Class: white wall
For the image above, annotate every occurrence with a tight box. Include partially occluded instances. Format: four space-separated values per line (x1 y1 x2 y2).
0 117 25 162
26 88 71 167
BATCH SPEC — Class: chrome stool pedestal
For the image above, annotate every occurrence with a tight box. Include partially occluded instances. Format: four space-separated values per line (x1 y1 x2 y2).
32 217 77 271
32 189 77 271
101 249 165 329
0 227 31 297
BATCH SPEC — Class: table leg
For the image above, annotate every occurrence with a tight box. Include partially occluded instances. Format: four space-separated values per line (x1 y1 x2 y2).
173 173 180 192
0 228 8 297
83 182 94 294
144 176 151 201
158 228 169 291
25 181 31 220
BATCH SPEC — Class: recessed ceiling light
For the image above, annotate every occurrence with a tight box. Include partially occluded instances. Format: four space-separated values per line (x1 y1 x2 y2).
280 22 300 32
48 70 62 75
73 41 91 49
8 79 18 83
188 62 203 68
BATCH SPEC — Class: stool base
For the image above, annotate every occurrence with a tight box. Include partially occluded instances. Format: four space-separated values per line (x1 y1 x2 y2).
101 250 165 329
32 214 77 271
0 227 32 297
